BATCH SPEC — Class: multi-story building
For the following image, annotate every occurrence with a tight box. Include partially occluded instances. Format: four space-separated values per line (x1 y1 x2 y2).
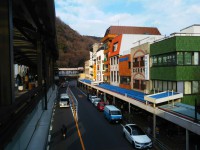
131 36 164 93
96 46 104 82
150 24 200 105
102 26 161 84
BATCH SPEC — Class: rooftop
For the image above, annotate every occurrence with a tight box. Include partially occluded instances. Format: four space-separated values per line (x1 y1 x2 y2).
104 26 161 37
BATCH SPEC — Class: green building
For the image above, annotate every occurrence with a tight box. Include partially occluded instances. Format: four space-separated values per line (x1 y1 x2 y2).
150 25 200 105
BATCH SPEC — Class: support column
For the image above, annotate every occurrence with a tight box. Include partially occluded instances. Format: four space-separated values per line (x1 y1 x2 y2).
186 129 189 150
113 97 115 105
42 41 47 110
37 40 43 87
97 89 99 97
104 93 106 102
153 114 156 139
128 103 131 114
0 0 14 106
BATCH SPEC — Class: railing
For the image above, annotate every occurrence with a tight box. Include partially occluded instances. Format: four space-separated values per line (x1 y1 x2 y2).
0 86 43 149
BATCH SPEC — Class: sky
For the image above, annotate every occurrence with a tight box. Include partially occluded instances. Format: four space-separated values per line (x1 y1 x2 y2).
55 0 200 37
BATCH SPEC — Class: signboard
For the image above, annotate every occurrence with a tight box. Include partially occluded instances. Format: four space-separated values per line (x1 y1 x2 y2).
144 54 149 80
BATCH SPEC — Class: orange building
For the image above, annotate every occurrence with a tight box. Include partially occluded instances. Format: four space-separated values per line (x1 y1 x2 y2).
119 54 131 89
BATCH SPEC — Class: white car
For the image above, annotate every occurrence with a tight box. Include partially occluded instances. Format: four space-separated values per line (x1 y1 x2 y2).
123 124 152 149
93 98 101 106
89 95 97 103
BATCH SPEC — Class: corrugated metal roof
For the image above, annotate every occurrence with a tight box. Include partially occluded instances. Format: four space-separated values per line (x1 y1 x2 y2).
104 26 161 36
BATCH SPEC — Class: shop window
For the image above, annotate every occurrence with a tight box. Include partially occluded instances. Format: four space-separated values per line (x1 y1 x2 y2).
158 81 162 91
184 52 192 65
172 82 177 92
163 81 167 91
184 81 191 94
168 81 172 91
177 52 183 65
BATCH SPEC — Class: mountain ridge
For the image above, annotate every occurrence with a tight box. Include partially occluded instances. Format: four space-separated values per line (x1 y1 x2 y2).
56 17 102 68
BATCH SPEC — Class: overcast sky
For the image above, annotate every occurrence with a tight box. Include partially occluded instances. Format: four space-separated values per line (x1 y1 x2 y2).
55 0 200 37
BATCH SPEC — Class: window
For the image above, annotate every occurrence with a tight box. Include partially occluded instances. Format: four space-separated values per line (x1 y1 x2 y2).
158 56 162 65
128 62 131 69
163 81 167 91
158 81 162 91
152 56 157 65
163 55 167 65
113 43 118 52
184 52 192 65
184 81 191 94
177 52 183 65
120 76 130 84
192 81 199 94
192 52 199 65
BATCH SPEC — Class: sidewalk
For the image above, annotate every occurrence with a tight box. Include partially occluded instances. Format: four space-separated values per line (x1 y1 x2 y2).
5 86 57 150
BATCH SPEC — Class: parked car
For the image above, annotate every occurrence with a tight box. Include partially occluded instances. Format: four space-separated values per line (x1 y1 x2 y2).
93 98 101 106
97 102 105 111
89 95 97 103
104 105 122 123
123 124 152 149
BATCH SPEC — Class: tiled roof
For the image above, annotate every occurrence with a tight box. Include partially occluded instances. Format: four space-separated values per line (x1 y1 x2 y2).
104 26 161 36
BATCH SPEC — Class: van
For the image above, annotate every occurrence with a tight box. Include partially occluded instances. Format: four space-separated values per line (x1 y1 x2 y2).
104 105 122 123
59 93 70 108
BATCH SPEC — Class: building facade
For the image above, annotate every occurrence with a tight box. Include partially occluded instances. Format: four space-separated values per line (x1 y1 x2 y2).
150 25 200 105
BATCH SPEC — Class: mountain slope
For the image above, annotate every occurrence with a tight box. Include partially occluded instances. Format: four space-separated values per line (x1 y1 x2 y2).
56 17 102 68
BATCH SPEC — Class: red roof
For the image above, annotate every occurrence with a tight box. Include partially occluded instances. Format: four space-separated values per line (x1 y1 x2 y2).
104 26 161 36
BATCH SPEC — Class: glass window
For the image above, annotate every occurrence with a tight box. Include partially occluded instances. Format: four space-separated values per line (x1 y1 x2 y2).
158 81 162 91
152 56 157 65
163 81 167 91
113 43 118 52
168 81 172 91
192 81 199 94
158 56 162 65
172 82 177 92
184 52 192 65
171 54 176 65
192 52 199 65
177 52 183 65
163 55 167 65
184 81 191 94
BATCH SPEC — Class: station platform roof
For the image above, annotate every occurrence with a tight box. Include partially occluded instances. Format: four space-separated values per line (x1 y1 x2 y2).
159 103 200 121
144 91 183 104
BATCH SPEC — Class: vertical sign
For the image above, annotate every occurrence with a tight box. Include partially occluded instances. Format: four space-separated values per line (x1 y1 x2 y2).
144 54 149 80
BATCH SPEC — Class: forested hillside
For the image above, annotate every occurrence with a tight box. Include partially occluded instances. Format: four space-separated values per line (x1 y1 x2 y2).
56 17 102 68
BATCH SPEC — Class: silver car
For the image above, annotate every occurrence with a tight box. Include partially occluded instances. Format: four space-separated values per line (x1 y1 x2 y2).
123 124 152 149
93 98 101 106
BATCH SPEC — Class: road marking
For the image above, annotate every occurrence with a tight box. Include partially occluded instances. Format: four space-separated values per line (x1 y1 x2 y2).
68 88 86 150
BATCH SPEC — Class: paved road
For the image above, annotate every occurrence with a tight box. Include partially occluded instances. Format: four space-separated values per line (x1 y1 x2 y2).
50 86 82 150
70 85 134 150
50 80 154 150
